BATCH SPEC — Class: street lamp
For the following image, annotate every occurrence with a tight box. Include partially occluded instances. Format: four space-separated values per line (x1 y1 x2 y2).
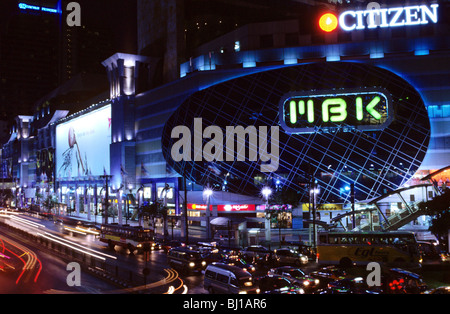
261 186 272 243
261 186 272 202
203 186 213 239
309 184 320 249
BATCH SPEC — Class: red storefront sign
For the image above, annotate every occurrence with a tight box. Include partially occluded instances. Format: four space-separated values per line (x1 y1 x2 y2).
217 204 255 212
187 204 212 210
187 204 255 212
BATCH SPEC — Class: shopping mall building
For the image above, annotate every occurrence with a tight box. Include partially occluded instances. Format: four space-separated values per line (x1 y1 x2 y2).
1 1 449 242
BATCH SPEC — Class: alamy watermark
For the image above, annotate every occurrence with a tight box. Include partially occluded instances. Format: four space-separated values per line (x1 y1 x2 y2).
66 262 81 287
66 2 81 27
170 118 280 172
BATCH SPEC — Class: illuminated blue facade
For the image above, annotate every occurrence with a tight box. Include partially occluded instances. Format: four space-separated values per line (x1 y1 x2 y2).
2 3 449 228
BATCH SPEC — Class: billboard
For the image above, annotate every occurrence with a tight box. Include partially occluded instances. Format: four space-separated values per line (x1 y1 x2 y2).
56 105 111 179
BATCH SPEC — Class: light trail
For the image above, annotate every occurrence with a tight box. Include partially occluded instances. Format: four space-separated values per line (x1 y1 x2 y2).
37 232 107 261
44 268 183 294
41 232 117 260
0 234 42 284
10 216 46 229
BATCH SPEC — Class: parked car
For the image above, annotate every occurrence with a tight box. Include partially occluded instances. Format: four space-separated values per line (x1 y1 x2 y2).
274 248 308 266
268 266 320 292
255 274 305 294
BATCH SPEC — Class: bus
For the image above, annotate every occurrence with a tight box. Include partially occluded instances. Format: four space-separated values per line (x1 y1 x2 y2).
317 231 421 269
99 223 157 254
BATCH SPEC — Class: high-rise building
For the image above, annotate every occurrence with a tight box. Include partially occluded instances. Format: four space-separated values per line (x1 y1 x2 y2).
0 0 137 143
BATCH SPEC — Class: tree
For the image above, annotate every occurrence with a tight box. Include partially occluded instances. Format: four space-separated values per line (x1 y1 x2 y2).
42 194 58 214
140 201 169 238
265 204 293 243
418 188 450 251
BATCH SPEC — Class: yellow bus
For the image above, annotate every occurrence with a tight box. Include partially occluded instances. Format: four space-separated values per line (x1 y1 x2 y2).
99 223 156 254
317 231 421 269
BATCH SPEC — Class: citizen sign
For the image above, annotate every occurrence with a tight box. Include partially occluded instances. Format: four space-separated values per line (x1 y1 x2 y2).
328 4 439 32
340 4 439 31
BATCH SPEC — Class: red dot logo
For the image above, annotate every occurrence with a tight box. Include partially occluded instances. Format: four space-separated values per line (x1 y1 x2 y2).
319 13 338 32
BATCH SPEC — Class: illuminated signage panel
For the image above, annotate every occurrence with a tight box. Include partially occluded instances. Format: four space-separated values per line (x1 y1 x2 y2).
19 2 61 14
56 105 111 179
187 204 255 212
217 204 255 212
279 88 393 134
319 4 439 32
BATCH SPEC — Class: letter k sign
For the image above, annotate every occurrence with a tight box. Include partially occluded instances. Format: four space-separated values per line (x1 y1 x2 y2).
356 96 382 121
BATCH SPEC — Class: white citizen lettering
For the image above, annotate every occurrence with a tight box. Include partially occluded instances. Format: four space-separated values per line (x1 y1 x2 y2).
404 6 422 25
338 4 439 31
364 9 380 29
388 7 405 27
420 4 439 24
339 10 357 31
378 8 389 27
355 10 366 29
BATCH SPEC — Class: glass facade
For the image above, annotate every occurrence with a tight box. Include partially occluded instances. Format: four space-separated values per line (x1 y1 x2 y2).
162 62 430 204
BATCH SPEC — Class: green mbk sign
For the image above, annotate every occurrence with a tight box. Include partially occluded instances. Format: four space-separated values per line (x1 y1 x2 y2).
279 88 393 134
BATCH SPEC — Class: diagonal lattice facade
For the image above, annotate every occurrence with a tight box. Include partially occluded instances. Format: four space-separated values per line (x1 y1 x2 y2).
162 62 430 204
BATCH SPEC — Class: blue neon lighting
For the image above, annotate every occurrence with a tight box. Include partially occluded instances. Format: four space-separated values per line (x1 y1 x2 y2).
18 3 61 14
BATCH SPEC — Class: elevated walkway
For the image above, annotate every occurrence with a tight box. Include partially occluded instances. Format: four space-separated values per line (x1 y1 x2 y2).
367 184 434 231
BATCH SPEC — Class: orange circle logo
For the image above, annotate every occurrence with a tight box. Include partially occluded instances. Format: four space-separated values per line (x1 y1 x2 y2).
319 13 338 32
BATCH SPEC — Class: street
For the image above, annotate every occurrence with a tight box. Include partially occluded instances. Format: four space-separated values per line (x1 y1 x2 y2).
1 211 449 295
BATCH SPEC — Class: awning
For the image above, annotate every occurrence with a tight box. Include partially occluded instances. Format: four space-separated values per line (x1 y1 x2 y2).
210 217 246 226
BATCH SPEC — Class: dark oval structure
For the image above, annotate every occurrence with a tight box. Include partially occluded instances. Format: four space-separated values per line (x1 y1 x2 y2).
162 62 430 204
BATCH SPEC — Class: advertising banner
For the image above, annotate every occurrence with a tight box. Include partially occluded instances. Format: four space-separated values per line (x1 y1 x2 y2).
56 105 111 179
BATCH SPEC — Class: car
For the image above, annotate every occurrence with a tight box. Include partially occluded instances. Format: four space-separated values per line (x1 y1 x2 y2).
240 245 272 261
385 268 428 294
255 274 305 294
161 240 185 253
417 241 450 266
221 257 256 273
317 277 381 294
424 286 450 294
309 266 349 288
167 247 206 274
268 266 320 292
273 248 308 266
204 263 260 294
201 251 228 266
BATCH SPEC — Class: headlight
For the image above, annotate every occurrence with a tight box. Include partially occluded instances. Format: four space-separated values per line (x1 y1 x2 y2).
303 280 310 286
137 244 142 248
189 262 195 267
314 279 320 285
238 291 247 294
201 261 206 266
